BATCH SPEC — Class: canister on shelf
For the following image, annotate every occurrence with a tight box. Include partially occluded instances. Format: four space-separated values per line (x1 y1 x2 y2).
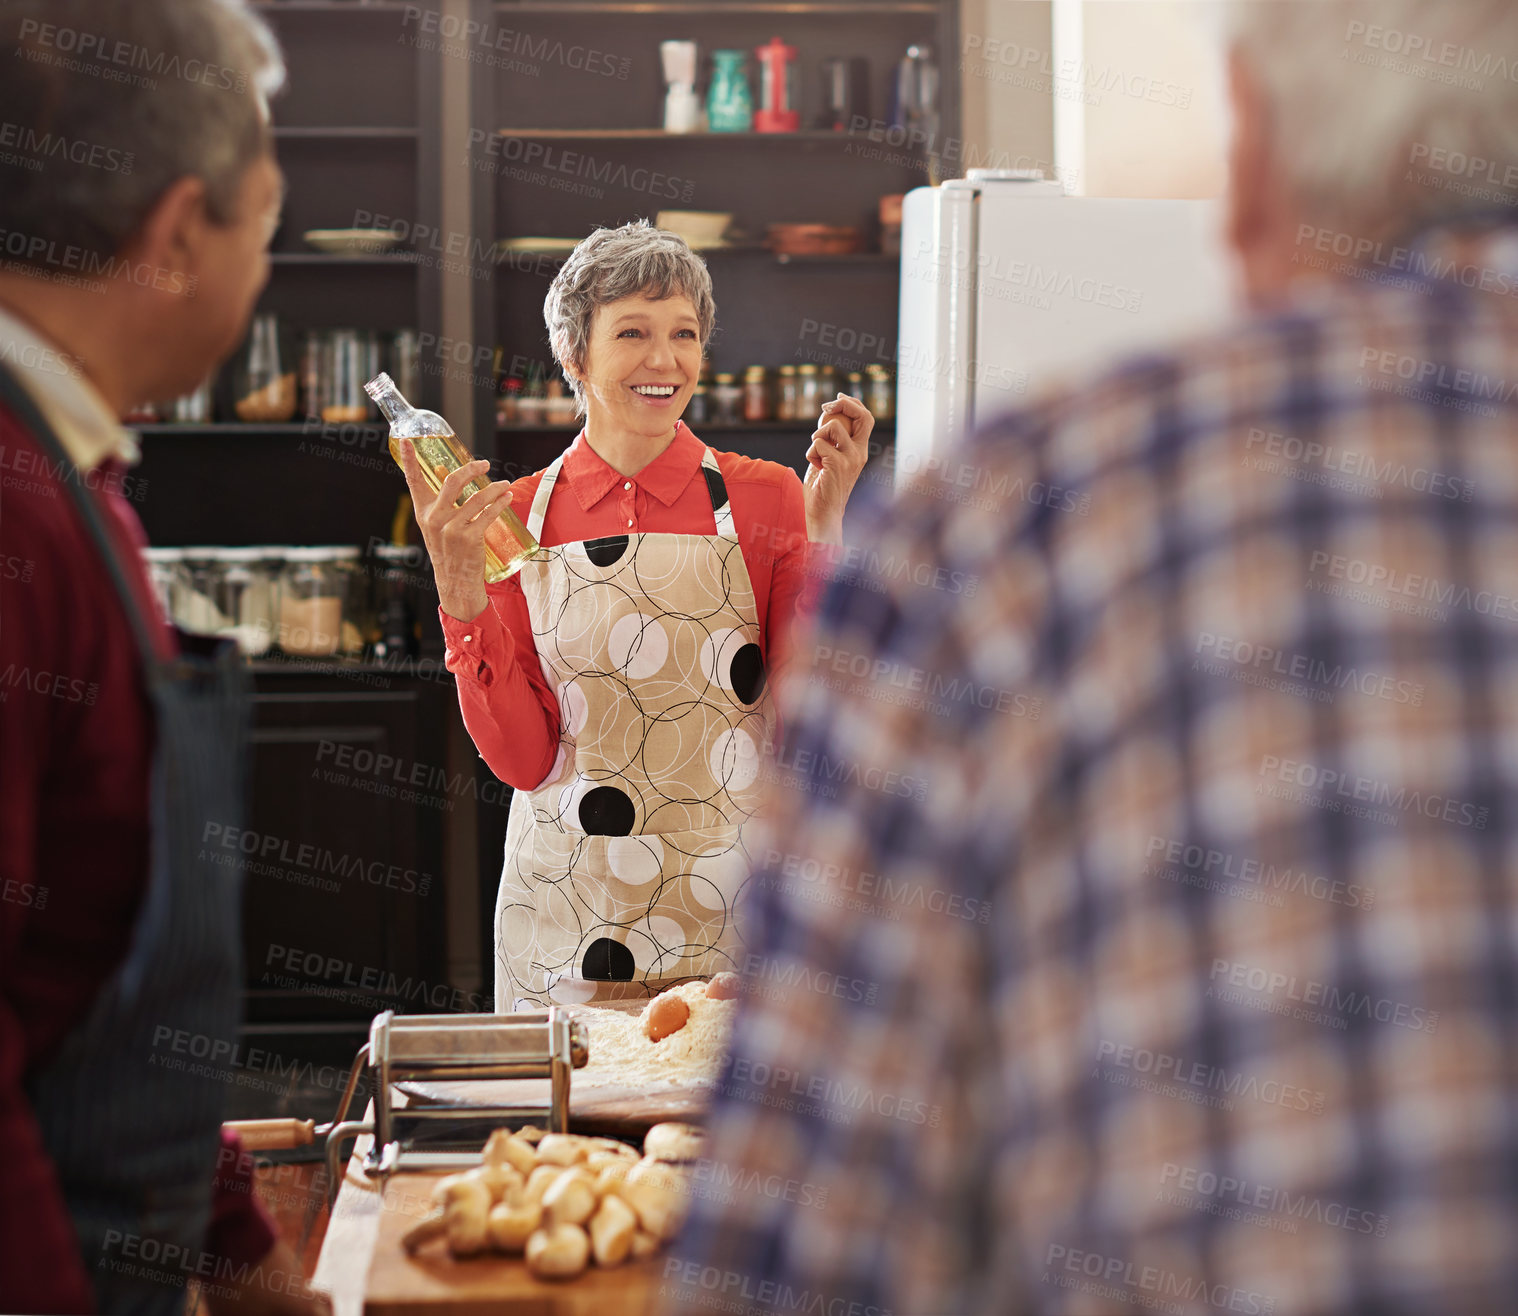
685 383 710 426
865 363 895 420
215 547 279 656
299 332 326 421
797 363 822 417
391 329 422 402
845 370 865 402
140 548 184 624
742 365 770 422
234 314 297 423
776 364 798 421
176 549 230 635
323 331 369 425
278 547 345 658
711 372 743 424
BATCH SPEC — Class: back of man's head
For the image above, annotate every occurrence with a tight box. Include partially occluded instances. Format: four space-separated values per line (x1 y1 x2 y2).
1230 0 1518 241
0 0 285 275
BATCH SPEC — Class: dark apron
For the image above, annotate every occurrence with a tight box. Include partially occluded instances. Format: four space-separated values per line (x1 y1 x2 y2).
0 364 249 1316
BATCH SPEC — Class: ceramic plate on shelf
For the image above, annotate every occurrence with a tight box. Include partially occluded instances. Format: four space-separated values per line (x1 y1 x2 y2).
301 228 403 255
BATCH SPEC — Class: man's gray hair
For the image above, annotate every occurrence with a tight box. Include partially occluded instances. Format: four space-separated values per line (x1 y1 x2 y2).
1230 0 1518 240
0 0 285 266
544 221 716 410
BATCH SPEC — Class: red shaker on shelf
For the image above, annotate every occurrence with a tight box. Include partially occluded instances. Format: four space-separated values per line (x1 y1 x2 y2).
754 36 800 133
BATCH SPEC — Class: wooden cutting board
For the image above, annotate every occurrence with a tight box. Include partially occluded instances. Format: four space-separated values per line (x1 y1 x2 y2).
364 1170 663 1316
396 1077 709 1141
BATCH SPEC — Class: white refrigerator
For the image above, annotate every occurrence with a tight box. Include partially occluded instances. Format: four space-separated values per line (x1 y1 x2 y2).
895 170 1235 486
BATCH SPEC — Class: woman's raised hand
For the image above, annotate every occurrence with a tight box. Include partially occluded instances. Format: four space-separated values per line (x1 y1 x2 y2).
397 440 517 622
803 393 873 546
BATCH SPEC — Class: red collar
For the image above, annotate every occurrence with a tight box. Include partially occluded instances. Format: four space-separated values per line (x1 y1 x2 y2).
560 421 706 512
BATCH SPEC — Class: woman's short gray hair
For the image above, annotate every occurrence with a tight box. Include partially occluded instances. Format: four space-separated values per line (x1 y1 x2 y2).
544 221 715 409
0 0 284 266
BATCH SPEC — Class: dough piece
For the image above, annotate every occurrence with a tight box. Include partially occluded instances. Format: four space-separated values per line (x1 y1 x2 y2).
643 1121 705 1164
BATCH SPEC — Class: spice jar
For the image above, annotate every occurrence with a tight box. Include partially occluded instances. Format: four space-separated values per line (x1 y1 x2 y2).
846 370 865 402
742 366 770 422
797 363 822 418
278 548 346 657
685 383 710 426
865 363 895 420
711 372 743 424
776 365 798 421
234 314 297 423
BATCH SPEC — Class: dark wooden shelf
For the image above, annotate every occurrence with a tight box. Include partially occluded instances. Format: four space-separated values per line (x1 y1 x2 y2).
494 128 904 142
273 126 420 140
269 252 419 265
252 2 419 11
497 246 897 267
132 422 383 436
497 419 895 433
495 2 936 11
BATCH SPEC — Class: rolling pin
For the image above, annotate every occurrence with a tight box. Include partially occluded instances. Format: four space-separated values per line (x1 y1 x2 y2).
224 1118 325 1152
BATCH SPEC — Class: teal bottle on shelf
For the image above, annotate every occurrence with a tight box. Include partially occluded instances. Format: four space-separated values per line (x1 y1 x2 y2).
707 50 753 132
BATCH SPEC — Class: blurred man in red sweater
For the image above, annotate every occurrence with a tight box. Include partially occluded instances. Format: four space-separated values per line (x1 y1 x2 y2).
0 3 325 1313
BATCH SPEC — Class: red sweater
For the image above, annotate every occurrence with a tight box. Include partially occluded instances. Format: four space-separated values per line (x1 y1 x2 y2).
0 408 276 1314
441 423 820 791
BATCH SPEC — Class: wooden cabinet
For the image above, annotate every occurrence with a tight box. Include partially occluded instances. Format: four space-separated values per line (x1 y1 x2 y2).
241 671 452 1027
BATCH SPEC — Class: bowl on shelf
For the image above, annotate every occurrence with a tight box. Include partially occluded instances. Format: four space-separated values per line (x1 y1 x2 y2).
302 228 403 255
765 223 864 256
495 237 582 259
655 210 734 251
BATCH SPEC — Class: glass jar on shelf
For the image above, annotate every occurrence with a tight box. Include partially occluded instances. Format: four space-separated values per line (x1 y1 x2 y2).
797 363 822 418
141 547 184 625
277 548 345 657
176 549 230 635
865 363 895 420
742 365 770 422
299 332 327 421
391 328 422 402
711 372 743 424
213 546 282 656
330 545 366 656
776 364 799 421
685 383 710 426
544 376 578 426
845 370 865 402
169 379 213 424
234 313 297 423
817 364 839 403
322 330 370 425
371 544 421 661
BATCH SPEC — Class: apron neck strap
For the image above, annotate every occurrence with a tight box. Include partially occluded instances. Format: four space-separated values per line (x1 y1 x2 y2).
528 430 736 542
0 359 165 669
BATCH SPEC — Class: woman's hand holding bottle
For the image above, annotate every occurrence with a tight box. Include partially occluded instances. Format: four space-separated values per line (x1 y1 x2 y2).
398 441 518 622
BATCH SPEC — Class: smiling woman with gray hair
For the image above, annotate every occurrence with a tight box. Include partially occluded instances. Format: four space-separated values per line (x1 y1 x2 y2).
400 220 873 1008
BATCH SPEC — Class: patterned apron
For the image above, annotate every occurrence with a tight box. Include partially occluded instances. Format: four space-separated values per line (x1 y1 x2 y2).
495 443 778 1008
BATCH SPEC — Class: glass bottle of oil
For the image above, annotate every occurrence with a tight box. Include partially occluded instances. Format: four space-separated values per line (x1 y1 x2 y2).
364 372 539 582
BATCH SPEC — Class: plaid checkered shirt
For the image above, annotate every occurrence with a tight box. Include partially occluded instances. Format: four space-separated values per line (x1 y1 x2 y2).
660 220 1518 1316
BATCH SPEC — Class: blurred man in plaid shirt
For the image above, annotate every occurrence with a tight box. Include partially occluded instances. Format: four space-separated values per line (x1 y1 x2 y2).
662 2 1518 1313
